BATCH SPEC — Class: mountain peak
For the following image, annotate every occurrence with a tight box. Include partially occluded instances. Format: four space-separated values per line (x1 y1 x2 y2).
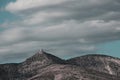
24 49 65 65
38 49 45 54
25 49 50 62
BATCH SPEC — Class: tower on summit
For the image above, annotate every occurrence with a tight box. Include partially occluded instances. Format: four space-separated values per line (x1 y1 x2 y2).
38 49 45 54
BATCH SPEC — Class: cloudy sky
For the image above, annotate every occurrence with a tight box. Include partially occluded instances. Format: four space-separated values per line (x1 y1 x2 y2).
0 0 120 63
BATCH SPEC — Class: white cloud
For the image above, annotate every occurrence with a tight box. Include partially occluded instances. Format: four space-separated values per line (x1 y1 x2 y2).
5 0 113 13
0 20 120 63
1 0 120 63
23 11 67 25
5 0 67 13
2 20 120 44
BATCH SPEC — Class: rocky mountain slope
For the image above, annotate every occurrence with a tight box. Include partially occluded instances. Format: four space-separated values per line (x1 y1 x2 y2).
67 54 120 76
0 50 120 80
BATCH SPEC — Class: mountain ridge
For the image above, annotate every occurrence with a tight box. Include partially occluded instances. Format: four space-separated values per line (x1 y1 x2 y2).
0 50 120 80
67 53 120 76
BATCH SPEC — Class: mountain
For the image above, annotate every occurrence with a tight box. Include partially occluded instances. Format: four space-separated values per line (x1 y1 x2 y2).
67 54 120 76
0 50 120 80
25 49 66 64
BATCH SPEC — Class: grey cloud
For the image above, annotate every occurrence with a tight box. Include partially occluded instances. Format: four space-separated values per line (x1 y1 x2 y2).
0 0 120 63
1 20 120 44
3 0 120 27
5 0 120 22
0 20 120 63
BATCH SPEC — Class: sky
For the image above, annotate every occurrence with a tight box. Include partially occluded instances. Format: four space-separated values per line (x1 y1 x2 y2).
0 0 120 63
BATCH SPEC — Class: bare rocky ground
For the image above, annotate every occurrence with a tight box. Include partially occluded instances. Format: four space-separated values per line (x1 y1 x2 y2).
0 50 120 80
